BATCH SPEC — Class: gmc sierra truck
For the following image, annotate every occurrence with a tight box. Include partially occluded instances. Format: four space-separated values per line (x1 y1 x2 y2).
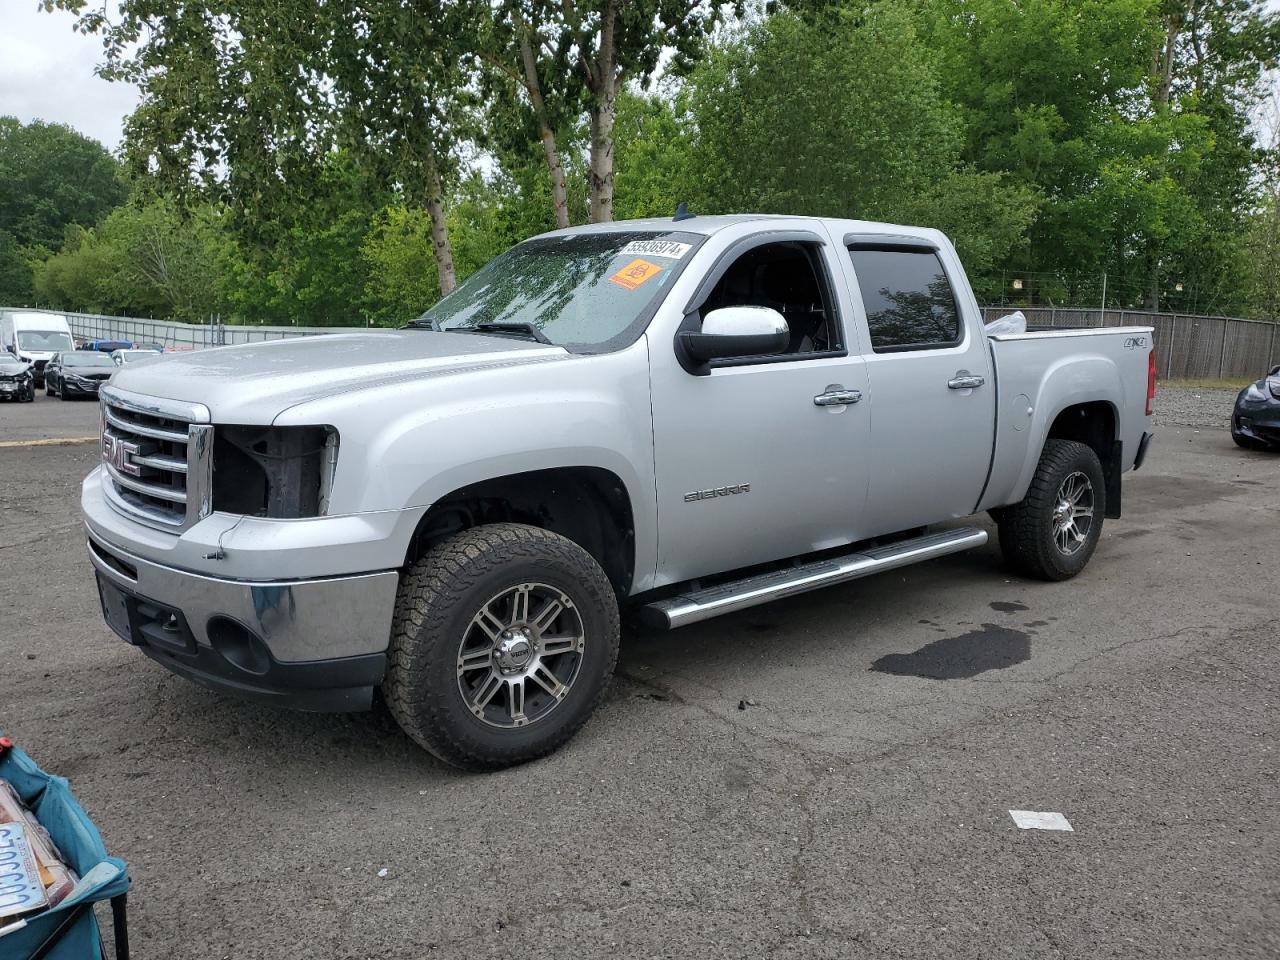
82 215 1157 770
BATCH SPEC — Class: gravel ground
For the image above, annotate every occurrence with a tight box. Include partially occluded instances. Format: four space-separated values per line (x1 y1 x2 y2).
1155 384 1243 429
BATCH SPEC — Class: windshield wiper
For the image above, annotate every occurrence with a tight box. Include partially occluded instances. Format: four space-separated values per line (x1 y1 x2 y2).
404 318 442 331
448 322 553 345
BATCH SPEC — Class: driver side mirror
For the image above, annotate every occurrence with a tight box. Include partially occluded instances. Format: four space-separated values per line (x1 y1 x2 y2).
679 307 789 363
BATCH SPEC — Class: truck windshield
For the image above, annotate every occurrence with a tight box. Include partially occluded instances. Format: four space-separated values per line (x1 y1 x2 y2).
18 331 74 352
413 231 703 351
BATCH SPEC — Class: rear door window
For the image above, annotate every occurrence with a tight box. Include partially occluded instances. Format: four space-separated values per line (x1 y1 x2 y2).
848 248 961 352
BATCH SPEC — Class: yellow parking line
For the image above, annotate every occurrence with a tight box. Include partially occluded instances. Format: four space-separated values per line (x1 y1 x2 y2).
0 436 99 448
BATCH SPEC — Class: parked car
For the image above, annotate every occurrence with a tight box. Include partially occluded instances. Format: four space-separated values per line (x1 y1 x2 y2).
0 356 35 402
1232 365 1280 450
45 351 117 399
1 310 75 387
133 342 166 353
110 349 163 365
82 214 1157 770
79 339 134 353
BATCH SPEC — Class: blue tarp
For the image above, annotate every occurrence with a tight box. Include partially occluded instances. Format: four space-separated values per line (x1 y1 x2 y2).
0 739 129 960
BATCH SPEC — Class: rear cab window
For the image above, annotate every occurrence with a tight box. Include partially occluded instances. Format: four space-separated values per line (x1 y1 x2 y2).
847 247 962 352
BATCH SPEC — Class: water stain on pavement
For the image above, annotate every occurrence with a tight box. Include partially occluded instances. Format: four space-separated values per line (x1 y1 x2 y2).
870 624 1032 680
990 600 1029 613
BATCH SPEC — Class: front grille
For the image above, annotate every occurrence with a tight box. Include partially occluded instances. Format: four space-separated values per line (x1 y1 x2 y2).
100 388 212 532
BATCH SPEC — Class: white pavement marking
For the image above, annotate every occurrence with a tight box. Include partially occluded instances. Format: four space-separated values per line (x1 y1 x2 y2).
0 437 99 448
1009 810 1074 832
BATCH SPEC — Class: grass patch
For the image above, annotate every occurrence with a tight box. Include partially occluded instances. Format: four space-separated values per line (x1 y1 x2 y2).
1161 377 1252 391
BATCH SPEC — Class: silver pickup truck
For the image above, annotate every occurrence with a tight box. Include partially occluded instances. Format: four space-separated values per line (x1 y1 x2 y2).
82 215 1156 769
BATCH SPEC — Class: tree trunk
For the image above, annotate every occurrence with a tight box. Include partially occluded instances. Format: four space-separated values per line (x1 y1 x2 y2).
519 30 569 229
424 157 456 295
588 0 617 223
1155 19 1176 108
1148 252 1161 311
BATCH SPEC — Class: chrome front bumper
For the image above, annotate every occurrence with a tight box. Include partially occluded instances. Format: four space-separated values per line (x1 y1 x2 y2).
87 530 399 711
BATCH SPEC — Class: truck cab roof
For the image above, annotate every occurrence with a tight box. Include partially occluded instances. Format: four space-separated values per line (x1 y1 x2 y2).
538 214 946 245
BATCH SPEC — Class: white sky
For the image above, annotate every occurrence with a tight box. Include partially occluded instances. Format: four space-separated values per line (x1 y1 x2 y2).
0 0 139 151
0 0 1277 155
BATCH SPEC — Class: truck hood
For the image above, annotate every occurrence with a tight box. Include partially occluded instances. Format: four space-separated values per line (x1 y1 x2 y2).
107 331 569 422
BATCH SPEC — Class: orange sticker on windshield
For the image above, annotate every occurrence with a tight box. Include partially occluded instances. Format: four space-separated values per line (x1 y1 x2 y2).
609 258 663 290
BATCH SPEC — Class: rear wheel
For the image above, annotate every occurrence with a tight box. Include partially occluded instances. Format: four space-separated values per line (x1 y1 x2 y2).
384 523 620 770
996 439 1105 581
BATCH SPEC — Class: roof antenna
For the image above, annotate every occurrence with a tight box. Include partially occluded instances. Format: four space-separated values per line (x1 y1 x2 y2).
673 201 694 222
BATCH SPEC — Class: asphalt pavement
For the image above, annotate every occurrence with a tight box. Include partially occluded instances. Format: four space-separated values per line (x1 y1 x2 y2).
1 388 1277 959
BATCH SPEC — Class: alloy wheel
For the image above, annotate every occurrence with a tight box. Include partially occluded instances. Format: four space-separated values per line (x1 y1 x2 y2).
456 582 586 729
1051 471 1094 555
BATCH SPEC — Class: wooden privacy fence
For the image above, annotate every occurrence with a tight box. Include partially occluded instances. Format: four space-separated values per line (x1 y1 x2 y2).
5 305 1277 381
981 306 1279 381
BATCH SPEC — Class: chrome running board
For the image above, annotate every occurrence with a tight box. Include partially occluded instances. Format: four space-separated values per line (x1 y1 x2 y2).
639 527 988 629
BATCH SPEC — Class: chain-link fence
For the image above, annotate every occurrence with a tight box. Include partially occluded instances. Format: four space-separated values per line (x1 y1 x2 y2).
5 305 1277 381
23 312 368 351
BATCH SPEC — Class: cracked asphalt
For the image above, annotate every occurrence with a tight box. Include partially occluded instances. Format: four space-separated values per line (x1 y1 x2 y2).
2 387 1277 959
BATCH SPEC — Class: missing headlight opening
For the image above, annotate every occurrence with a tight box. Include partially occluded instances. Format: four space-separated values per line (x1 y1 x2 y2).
212 425 338 518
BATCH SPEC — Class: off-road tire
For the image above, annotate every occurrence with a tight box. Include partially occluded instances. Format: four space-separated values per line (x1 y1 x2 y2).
996 439 1105 581
384 523 620 771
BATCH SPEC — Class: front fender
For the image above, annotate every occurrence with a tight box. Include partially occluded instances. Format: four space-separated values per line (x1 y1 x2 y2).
274 342 660 591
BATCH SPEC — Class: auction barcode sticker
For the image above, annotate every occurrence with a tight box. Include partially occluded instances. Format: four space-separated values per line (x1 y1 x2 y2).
620 239 692 259
0 822 48 919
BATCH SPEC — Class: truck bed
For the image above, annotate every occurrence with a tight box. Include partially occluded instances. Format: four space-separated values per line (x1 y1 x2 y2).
978 325 1155 513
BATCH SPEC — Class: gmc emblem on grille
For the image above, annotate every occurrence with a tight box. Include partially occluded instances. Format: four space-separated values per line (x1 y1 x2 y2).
102 434 141 477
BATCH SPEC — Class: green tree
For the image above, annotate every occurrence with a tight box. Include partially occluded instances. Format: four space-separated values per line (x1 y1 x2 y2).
32 198 228 319
0 117 125 250
0 116 125 305
0 231 35 305
682 4 1035 269
49 0 473 297
611 90 696 221
919 0 1279 312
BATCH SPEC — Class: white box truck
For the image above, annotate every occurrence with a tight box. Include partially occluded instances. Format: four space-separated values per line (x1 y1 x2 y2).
1 311 76 386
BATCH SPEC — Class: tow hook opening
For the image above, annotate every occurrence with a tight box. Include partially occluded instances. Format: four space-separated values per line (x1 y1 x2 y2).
207 617 272 676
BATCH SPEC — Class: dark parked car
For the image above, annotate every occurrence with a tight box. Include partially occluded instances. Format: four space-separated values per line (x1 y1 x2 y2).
79 339 134 353
0 357 35 402
1232 365 1280 450
44 351 117 399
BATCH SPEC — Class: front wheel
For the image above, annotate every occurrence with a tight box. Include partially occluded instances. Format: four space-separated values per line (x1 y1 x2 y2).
995 439 1105 581
384 523 620 771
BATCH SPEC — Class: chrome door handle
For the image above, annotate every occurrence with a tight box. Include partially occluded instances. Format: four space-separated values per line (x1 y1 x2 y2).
947 374 985 390
814 389 862 406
